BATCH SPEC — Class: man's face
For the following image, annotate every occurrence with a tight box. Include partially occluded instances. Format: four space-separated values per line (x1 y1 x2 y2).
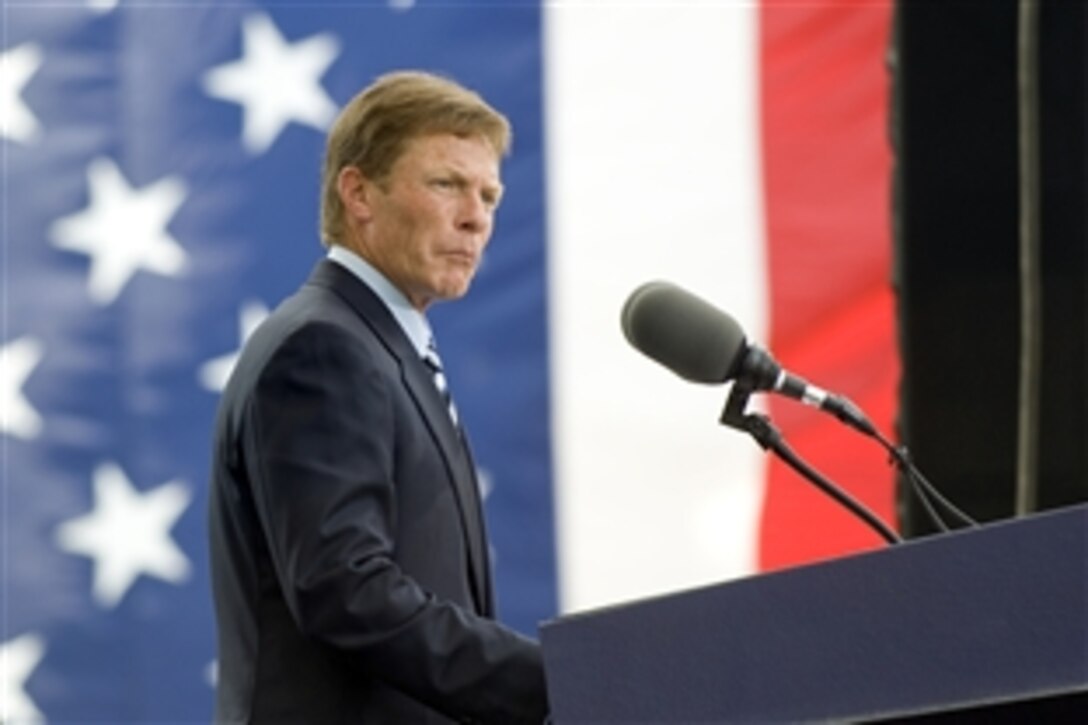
354 133 503 310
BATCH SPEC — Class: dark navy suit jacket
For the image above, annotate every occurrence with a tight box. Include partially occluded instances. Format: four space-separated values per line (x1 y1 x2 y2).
208 259 547 723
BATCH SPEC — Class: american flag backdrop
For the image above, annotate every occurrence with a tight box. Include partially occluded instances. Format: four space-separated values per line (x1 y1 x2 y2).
3 1 895 721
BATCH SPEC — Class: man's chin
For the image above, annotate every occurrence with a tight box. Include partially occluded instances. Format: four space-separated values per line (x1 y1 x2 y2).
435 277 475 301
420 288 467 310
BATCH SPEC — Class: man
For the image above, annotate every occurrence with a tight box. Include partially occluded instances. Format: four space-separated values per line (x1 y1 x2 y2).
208 71 549 724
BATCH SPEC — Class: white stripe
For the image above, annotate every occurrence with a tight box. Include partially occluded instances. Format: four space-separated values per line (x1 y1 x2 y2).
545 3 768 613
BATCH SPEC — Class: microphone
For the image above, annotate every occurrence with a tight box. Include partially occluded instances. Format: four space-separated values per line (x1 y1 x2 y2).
620 281 875 435
622 280 904 545
621 280 976 538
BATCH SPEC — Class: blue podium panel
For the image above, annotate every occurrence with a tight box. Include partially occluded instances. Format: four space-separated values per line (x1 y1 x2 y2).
541 505 1088 723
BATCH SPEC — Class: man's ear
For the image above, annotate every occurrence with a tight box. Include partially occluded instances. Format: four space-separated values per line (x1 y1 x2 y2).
337 166 373 223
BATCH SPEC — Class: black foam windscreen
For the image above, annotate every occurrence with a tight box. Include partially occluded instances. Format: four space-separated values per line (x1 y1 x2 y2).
620 281 747 384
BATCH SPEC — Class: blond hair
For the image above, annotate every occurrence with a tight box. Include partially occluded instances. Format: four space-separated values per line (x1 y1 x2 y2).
319 70 512 246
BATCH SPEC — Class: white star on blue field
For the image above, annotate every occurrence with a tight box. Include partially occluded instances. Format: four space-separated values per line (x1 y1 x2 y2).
3 3 556 720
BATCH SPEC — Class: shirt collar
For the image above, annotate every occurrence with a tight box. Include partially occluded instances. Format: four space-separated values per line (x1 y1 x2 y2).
326 244 433 357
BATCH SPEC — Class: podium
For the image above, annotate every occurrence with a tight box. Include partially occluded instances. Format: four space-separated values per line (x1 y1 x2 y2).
540 504 1088 723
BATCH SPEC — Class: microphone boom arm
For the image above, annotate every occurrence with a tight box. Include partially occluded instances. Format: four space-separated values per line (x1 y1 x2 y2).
720 381 903 546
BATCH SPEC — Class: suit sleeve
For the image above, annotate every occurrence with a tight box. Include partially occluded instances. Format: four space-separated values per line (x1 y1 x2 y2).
241 321 547 724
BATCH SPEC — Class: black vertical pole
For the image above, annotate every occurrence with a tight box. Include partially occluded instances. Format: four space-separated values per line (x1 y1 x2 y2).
1015 0 1042 516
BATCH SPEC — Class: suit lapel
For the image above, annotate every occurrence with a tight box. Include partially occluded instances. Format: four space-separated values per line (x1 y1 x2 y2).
456 431 494 612
306 260 492 614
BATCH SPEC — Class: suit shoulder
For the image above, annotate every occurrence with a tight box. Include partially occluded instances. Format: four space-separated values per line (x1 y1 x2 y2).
225 288 388 397
262 285 378 351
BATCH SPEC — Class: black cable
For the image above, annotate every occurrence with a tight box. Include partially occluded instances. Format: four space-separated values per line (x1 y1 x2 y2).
740 413 903 546
903 468 950 533
818 390 978 531
870 428 979 529
720 380 973 541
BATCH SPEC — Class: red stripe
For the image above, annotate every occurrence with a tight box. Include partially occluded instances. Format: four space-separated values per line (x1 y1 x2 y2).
758 0 899 570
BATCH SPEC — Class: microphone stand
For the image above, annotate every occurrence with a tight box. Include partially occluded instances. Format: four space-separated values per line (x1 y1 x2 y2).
720 380 902 546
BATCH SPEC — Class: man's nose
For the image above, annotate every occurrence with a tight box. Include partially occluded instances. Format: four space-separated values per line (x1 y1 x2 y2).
456 192 491 233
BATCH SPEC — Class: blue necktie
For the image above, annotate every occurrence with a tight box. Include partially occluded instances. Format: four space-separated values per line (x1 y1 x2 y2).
422 338 459 426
